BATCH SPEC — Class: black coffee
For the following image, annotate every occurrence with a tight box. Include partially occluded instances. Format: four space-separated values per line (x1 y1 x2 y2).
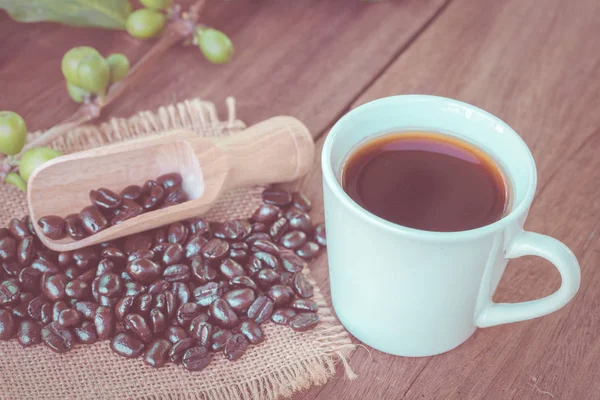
342 131 508 232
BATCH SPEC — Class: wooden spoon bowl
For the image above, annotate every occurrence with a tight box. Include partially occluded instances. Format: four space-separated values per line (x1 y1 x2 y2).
28 116 314 252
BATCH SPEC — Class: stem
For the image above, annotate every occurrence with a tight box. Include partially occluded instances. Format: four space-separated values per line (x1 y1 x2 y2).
21 0 207 151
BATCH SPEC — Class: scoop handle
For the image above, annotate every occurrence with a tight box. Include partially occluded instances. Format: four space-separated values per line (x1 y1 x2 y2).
209 116 315 189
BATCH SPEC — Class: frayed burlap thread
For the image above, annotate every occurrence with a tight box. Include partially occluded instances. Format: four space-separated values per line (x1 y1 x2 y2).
0 97 355 400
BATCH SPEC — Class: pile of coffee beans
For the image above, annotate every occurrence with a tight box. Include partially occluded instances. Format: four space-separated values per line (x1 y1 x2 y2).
37 173 189 240
0 187 325 371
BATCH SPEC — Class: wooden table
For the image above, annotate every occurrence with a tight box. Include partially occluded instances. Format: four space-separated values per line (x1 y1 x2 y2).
1 0 599 398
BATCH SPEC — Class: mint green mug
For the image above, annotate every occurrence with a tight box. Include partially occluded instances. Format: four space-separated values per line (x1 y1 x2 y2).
321 95 581 357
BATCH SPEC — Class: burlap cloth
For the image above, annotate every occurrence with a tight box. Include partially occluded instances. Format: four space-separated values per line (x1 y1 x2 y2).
0 98 355 400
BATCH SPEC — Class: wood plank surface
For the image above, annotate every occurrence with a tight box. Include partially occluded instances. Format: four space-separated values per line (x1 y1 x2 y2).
0 0 446 138
293 0 600 399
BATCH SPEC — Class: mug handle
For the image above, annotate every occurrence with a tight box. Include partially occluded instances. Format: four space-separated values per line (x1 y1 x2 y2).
475 231 581 328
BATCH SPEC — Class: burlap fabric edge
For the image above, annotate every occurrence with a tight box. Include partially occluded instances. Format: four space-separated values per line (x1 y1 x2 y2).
0 97 357 400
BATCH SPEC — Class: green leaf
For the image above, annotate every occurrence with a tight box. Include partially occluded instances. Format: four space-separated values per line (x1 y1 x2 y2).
0 0 132 30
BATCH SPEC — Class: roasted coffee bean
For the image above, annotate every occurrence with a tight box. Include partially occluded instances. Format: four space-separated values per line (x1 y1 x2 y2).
166 325 188 343
17 236 35 265
210 328 232 352
251 204 280 224
184 235 206 259
0 237 17 260
125 281 146 297
162 243 183 265
120 185 143 201
11 293 33 319
293 273 314 298
190 320 213 347
257 269 280 288
289 312 320 332
23 216 36 236
262 188 292 207
247 296 274 324
246 255 264 276
65 214 87 240
79 206 108 234
42 322 74 353
269 217 289 242
2 259 21 277
17 320 42 346
169 337 195 363
111 332 145 359
280 230 308 250
156 172 182 189
245 232 271 244
251 222 268 233
97 273 123 297
127 249 155 263
58 308 81 327
214 220 252 241
150 308 167 334
95 306 115 340
142 185 165 210
152 293 167 313
251 239 280 255
171 282 191 306
292 299 319 312
165 186 188 204
229 241 249 262
64 266 80 280
163 264 190 282
74 321 98 344
35 247 58 263
223 333 249 361
52 300 69 322
124 234 152 255
229 276 258 291
111 199 143 225
314 224 327 246
188 313 209 332
135 293 153 316
148 280 170 295
209 299 239 328
71 249 97 272
181 346 211 371
74 270 94 286
253 251 280 270
18 267 41 292
239 320 263 344
9 218 29 239
296 241 320 260
142 179 159 194
291 192 312 212
190 257 216 285
280 250 305 273
288 213 313 233
40 303 53 323
115 296 136 321
193 282 223 307
270 308 296 325
177 302 203 327
202 238 229 261
127 258 161 284
164 291 177 320
223 288 255 313
31 258 59 274
74 301 98 320
167 222 188 244
101 246 126 261
0 308 16 340
57 252 73 268
124 313 152 343
43 273 68 301
90 188 121 209
96 258 116 276
219 258 246 279
267 285 294 306
188 218 210 237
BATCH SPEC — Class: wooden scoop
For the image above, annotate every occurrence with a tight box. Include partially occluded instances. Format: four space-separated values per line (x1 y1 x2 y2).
28 116 314 252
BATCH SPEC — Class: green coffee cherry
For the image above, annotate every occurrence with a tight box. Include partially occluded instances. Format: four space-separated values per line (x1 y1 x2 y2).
126 9 166 39
4 172 26 192
19 147 62 183
77 54 110 94
197 28 234 64
0 111 27 155
61 46 101 87
106 53 130 83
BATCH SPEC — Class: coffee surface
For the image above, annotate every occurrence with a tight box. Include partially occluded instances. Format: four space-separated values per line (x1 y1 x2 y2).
342 131 507 232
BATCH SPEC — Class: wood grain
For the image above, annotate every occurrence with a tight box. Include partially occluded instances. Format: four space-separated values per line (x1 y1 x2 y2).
293 0 600 398
0 0 447 138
